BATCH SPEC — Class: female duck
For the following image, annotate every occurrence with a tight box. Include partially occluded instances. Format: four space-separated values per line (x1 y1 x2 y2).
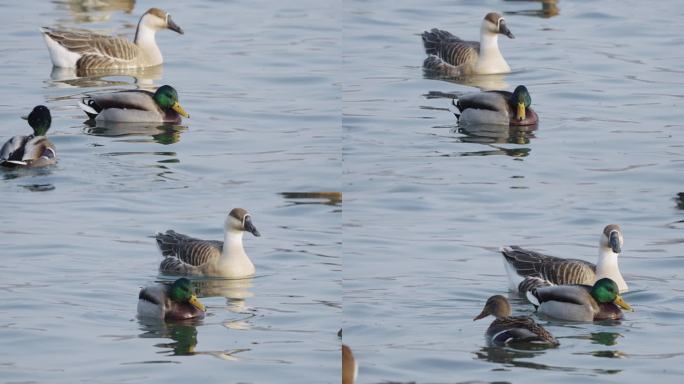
454 85 538 126
502 224 629 293
79 85 189 123
422 12 514 76
474 295 558 346
137 278 206 321
156 208 261 278
1 105 56 168
527 278 633 322
42 8 183 71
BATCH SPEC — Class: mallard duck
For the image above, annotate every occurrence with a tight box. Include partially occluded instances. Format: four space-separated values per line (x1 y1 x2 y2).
527 278 633 322
41 8 183 70
503 224 629 294
1 105 56 168
473 295 558 346
137 278 206 321
342 344 357 384
454 85 538 126
79 85 189 123
156 208 261 278
422 12 514 76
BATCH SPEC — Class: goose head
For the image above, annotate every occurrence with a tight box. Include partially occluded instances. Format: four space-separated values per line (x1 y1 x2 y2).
482 12 514 39
225 208 261 237
140 8 184 34
600 224 623 254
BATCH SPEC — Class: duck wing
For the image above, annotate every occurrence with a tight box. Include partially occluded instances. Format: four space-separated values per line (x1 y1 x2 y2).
502 246 596 287
531 284 592 307
490 316 557 345
22 137 56 163
0 135 30 164
456 91 511 113
87 90 157 112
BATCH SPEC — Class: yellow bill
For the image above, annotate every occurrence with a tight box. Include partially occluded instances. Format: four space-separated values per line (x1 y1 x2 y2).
189 294 205 312
172 101 190 118
517 102 526 121
614 294 633 312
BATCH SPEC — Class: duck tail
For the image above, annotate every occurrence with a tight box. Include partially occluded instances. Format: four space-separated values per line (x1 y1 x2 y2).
78 96 101 120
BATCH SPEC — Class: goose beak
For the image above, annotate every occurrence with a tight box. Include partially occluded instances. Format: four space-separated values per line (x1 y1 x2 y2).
189 295 206 312
517 102 526 121
614 295 633 312
167 17 184 34
499 21 514 39
609 231 621 253
171 101 190 118
244 217 261 237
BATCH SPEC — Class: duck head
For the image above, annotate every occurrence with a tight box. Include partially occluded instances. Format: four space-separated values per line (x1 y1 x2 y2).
27 105 51 136
226 208 261 237
512 85 532 121
154 85 189 118
169 278 206 312
483 12 514 39
591 278 633 312
474 295 512 320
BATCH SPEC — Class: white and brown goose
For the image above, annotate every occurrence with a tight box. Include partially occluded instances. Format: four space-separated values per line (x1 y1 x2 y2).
156 208 261 279
41 7 183 70
502 224 629 294
422 12 514 76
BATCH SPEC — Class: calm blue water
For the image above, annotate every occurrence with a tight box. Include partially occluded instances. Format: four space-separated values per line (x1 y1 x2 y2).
0 1 340 383
343 0 684 383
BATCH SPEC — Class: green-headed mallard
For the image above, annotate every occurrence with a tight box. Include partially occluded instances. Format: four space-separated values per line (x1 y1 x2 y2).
137 278 206 321
503 224 629 294
527 278 633 322
454 85 538 126
473 295 558 346
79 85 189 123
423 12 514 76
156 208 261 278
1 105 56 168
42 8 183 70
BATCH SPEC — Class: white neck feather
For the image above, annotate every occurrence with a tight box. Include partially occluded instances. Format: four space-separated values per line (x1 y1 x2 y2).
476 29 510 74
595 247 628 292
134 16 163 66
220 228 255 278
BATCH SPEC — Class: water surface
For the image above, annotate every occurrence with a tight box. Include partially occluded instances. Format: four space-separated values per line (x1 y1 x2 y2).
342 0 684 382
0 1 340 383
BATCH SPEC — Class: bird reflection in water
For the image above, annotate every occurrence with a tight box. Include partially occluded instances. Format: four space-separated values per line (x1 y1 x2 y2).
454 123 537 145
83 121 187 145
424 73 510 92
279 192 342 207
504 0 560 19
55 0 136 23
193 277 255 315
49 65 163 90
138 320 250 360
